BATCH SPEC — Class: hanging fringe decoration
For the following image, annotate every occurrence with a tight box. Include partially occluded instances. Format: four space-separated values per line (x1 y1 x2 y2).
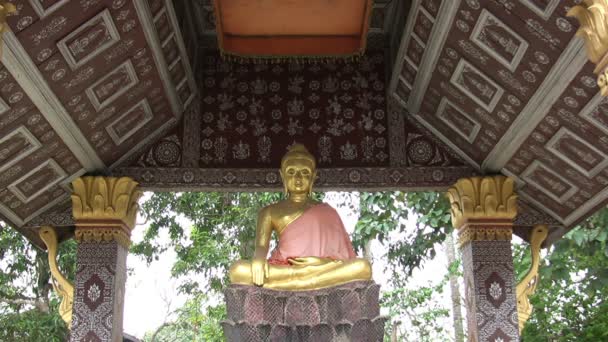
218 49 366 65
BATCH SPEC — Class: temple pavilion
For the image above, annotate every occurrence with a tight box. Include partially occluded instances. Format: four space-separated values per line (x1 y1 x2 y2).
0 0 606 341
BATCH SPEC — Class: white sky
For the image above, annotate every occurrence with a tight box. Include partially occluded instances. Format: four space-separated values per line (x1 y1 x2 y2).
123 192 459 339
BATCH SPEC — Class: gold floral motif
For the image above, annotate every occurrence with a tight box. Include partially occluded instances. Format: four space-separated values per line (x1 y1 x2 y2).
568 0 608 95
75 227 132 249
568 0 608 64
71 177 142 230
446 176 518 229
39 226 74 329
516 225 549 333
457 226 513 247
0 2 15 58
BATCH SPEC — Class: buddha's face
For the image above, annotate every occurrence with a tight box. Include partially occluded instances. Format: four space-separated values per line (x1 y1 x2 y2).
281 157 315 196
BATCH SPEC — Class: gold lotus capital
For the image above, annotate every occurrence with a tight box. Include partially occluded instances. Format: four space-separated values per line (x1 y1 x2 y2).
71 176 142 230
446 176 518 229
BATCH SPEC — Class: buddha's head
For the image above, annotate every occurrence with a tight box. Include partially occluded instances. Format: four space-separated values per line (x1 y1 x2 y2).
280 144 317 198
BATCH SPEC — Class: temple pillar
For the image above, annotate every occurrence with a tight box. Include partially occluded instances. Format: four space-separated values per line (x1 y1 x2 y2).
68 177 142 342
447 176 519 341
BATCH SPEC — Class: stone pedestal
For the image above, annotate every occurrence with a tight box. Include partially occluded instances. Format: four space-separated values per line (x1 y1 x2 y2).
222 281 386 342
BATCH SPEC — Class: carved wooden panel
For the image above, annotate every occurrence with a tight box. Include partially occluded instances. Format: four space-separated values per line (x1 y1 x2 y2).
505 63 608 226
196 51 390 168
420 1 577 161
392 0 579 162
393 0 443 104
0 65 82 226
6 0 181 165
147 0 196 108
125 52 466 171
115 53 472 190
387 0 608 229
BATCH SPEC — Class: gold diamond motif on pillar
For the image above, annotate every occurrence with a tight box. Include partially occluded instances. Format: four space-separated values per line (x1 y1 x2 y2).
71 177 142 248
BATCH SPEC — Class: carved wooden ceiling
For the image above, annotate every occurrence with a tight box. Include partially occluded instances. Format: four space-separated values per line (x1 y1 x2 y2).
0 0 197 244
0 0 600 247
389 0 605 241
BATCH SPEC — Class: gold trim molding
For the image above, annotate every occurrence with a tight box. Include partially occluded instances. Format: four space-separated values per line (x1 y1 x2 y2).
71 177 142 230
0 2 16 58
458 226 513 247
39 226 74 329
516 225 549 333
75 227 132 249
446 176 518 229
568 0 608 96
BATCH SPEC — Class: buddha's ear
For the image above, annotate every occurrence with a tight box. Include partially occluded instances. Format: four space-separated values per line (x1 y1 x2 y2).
279 169 289 197
309 170 318 197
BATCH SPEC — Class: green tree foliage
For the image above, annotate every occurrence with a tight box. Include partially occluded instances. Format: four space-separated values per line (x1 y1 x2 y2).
352 192 452 280
143 294 226 342
517 208 608 341
7 190 606 341
0 221 76 341
132 192 283 294
381 276 452 341
135 191 455 340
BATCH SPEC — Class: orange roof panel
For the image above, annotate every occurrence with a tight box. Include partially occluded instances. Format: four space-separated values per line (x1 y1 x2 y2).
213 0 373 58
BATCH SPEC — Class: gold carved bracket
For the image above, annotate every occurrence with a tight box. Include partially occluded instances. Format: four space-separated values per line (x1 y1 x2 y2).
516 225 549 333
39 226 74 329
0 2 15 57
568 0 608 96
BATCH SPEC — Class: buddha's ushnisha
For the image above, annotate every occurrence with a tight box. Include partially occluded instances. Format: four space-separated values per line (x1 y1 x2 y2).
229 144 372 290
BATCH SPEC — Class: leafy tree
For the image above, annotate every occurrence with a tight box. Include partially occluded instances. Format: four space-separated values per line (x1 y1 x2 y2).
143 294 226 342
381 278 451 342
0 221 76 341
135 191 457 340
132 192 283 294
516 208 608 341
352 192 453 281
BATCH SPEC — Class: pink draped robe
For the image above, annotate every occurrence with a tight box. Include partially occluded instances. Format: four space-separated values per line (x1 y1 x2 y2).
268 203 356 265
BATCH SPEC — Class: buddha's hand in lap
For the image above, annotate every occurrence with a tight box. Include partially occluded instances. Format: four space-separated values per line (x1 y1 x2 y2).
251 257 268 286
288 256 336 267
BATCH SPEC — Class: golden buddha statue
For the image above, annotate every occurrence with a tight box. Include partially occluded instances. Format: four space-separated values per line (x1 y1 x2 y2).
229 144 372 291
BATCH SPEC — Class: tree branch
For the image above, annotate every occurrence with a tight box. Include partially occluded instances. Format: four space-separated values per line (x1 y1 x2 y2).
150 322 175 342
0 297 37 307
0 289 35 302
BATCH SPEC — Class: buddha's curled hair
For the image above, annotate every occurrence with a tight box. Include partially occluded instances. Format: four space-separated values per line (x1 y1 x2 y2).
281 143 316 169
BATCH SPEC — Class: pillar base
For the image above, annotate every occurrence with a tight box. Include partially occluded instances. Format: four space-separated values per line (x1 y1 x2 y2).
222 280 387 342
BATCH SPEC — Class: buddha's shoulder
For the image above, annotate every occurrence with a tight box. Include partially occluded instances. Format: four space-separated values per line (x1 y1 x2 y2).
259 201 287 214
